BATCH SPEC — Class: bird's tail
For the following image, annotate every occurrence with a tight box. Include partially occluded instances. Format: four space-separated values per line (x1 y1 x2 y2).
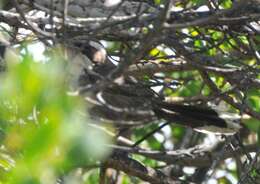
153 101 241 135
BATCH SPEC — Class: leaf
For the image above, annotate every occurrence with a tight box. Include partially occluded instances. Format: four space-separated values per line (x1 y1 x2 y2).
247 96 260 112
219 0 233 9
212 31 224 40
154 0 161 5
191 0 206 6
244 118 260 133
0 152 14 171
179 80 202 97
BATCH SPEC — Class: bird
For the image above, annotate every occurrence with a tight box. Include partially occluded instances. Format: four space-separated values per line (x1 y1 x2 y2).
67 40 241 135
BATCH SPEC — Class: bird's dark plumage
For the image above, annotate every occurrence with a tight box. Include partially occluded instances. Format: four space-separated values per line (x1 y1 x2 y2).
70 41 241 134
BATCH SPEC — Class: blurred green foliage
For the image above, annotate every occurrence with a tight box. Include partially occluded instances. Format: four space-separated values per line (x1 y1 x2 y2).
0 45 111 183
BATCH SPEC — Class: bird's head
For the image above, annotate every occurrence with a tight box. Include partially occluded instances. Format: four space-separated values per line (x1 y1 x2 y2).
74 41 107 65
65 40 108 90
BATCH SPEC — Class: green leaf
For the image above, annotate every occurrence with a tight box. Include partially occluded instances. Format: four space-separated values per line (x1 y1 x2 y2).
244 118 260 133
247 96 260 112
212 31 224 40
191 0 206 6
218 176 232 184
154 0 161 5
171 125 185 141
238 36 249 45
194 39 204 48
84 169 100 184
220 0 233 9
0 152 14 171
179 80 202 97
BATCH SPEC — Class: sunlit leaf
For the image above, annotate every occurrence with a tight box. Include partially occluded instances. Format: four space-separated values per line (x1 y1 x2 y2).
220 0 233 9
